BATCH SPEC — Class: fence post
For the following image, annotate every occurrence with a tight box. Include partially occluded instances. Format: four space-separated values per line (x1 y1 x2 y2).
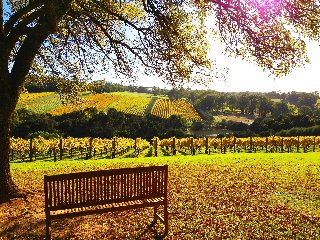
297 136 300 153
112 137 116 158
172 137 176 155
233 137 236 153
220 137 223 153
29 138 33 161
53 147 57 162
190 137 195 155
89 137 93 159
134 138 137 152
265 137 268 153
153 137 158 157
281 138 284 153
313 137 316 152
205 137 209 154
59 138 63 161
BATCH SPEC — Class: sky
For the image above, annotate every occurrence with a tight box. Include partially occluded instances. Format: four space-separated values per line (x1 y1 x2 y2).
103 39 320 93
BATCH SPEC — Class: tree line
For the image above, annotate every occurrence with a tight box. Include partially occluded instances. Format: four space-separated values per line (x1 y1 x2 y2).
11 108 187 141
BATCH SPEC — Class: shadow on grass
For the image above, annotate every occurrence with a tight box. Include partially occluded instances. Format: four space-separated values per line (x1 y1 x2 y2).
160 147 171 157
177 150 188 156
135 223 166 240
1 216 167 240
144 147 154 158
0 192 167 240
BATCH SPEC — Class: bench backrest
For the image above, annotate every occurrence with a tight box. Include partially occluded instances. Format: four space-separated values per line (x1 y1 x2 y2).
44 165 168 211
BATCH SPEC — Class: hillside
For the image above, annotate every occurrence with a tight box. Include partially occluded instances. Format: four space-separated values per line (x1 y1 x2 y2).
17 92 202 121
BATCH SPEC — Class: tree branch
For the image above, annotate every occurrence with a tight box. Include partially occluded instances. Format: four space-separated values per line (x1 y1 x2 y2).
6 7 45 51
0 0 3 36
4 1 44 34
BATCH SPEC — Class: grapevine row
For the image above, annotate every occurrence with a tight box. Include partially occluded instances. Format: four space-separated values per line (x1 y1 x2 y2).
152 136 320 156
10 136 150 162
151 99 201 121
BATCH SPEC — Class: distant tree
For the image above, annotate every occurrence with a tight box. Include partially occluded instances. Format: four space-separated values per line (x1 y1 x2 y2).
298 105 313 116
166 115 186 131
296 93 318 109
247 94 258 115
190 121 205 131
256 95 273 118
226 94 237 112
11 109 57 138
216 93 226 112
237 94 249 115
271 102 291 118
196 94 215 112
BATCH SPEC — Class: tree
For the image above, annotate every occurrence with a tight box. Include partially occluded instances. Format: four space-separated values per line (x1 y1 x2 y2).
205 0 318 76
0 0 213 200
256 95 272 118
271 101 291 118
226 94 237 112
1 0 319 200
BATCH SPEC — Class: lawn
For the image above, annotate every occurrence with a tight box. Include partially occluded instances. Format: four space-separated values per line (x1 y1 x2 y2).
1 153 320 239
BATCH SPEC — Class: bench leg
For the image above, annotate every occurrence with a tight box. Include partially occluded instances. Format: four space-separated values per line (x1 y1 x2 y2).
153 205 168 235
153 206 158 224
164 202 168 235
46 217 51 240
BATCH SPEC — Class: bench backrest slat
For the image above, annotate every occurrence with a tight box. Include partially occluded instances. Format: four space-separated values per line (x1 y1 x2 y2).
44 165 168 211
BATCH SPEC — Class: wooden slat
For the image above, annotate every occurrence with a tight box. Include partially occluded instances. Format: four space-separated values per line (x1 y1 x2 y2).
98 176 101 202
117 174 120 199
103 175 107 201
65 179 68 205
152 171 155 194
107 175 110 201
48 181 52 207
130 173 133 198
79 178 83 204
85 177 89 203
75 178 79 204
134 172 137 197
56 180 60 206
111 175 114 200
121 174 124 199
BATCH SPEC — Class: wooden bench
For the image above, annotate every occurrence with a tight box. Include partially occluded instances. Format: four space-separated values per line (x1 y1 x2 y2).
44 165 168 239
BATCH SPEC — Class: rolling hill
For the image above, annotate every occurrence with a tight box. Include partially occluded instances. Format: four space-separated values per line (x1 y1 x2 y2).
17 92 202 121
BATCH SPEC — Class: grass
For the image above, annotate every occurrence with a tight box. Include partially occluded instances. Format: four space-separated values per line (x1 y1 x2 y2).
214 114 255 124
1 152 320 239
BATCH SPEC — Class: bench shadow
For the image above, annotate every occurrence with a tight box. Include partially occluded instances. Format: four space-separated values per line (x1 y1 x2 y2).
135 221 166 240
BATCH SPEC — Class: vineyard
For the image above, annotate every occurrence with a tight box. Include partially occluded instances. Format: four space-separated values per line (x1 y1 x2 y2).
9 135 320 162
151 98 201 121
10 136 150 162
49 94 121 116
16 92 61 114
17 92 201 121
154 136 320 156
108 92 152 116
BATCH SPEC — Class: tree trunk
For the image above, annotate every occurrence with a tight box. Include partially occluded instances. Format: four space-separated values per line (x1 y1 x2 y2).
0 87 20 201
0 0 73 202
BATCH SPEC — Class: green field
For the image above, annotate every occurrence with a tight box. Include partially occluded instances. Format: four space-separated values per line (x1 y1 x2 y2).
1 152 320 239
